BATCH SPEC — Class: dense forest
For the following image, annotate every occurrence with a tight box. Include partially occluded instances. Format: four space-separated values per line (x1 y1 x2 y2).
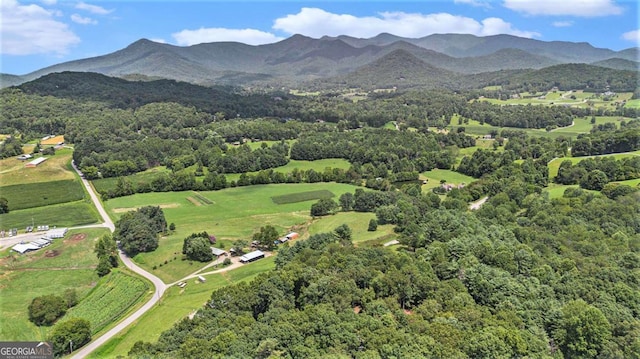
129 186 640 359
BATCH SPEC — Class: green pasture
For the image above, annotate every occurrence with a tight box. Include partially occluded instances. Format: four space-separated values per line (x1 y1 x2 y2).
272 190 334 204
543 184 598 199
104 183 362 282
307 211 397 246
625 99 640 108
420 169 476 192
0 228 110 341
548 151 640 179
0 201 100 231
90 257 276 359
224 158 352 183
91 166 171 194
0 179 85 211
478 90 633 109
66 271 149 334
0 149 76 186
245 139 296 150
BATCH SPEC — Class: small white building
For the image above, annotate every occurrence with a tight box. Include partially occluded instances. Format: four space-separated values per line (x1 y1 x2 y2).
210 247 227 257
43 228 68 239
240 250 265 263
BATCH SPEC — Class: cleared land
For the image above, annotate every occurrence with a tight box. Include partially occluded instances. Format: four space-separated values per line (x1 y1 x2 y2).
0 149 76 186
1 179 85 210
420 169 476 192
271 189 334 204
547 150 640 179
66 271 149 334
89 257 276 359
103 183 363 282
0 201 100 230
0 228 108 341
307 211 397 246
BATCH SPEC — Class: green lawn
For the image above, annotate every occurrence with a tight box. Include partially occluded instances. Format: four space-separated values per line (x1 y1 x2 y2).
0 228 109 341
0 200 100 231
307 211 397 246
89 257 276 359
104 183 362 282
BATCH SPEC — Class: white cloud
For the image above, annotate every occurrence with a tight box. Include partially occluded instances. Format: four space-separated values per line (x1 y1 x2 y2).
71 13 97 25
480 17 540 37
553 21 574 27
150 38 167 44
75 1 112 15
503 0 623 17
621 29 639 44
0 0 80 55
272 8 538 39
454 0 492 8
172 28 284 46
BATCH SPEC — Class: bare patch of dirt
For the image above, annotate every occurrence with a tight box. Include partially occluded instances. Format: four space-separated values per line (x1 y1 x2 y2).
44 249 60 258
113 203 181 213
69 233 87 242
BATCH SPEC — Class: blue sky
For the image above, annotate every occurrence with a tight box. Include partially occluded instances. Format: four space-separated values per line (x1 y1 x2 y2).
1 0 638 75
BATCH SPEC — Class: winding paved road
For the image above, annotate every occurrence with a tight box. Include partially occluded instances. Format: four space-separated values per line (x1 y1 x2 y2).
70 162 167 359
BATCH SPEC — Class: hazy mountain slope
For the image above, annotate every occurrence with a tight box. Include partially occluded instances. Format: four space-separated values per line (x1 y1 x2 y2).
4 34 636 89
591 58 640 71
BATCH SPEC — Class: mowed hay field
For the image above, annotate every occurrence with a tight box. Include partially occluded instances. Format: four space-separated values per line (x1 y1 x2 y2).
307 211 397 246
0 228 108 341
104 183 363 282
0 149 76 186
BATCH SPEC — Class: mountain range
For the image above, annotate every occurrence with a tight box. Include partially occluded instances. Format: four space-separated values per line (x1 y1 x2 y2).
1 33 638 89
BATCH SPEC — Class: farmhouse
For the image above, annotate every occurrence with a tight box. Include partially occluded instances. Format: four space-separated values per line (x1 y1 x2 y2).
240 250 265 263
210 247 227 257
25 157 47 167
16 154 33 161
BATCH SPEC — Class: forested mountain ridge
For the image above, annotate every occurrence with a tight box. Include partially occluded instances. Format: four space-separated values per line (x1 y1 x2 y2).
1 33 636 89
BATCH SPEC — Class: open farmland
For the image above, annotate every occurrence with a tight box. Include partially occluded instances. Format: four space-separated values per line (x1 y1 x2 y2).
66 271 150 334
0 149 76 186
88 257 276 359
104 183 363 282
0 201 100 229
0 179 85 210
0 228 108 341
307 211 397 246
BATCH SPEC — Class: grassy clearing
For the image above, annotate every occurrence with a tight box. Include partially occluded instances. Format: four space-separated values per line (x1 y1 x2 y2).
307 212 397 246
91 167 170 194
40 135 65 146
625 99 640 108
224 158 352 183
271 190 334 204
0 228 109 341
548 151 640 179
0 149 75 186
66 271 149 334
478 90 632 109
104 183 361 282
90 257 275 359
420 169 476 192
543 184 599 199
245 139 296 151
0 201 100 231
1 179 85 210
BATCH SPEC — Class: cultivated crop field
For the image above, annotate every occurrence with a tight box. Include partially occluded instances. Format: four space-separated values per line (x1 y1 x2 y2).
89 257 276 359
104 183 363 282
1 179 85 210
0 228 108 341
66 271 149 334
0 201 100 230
